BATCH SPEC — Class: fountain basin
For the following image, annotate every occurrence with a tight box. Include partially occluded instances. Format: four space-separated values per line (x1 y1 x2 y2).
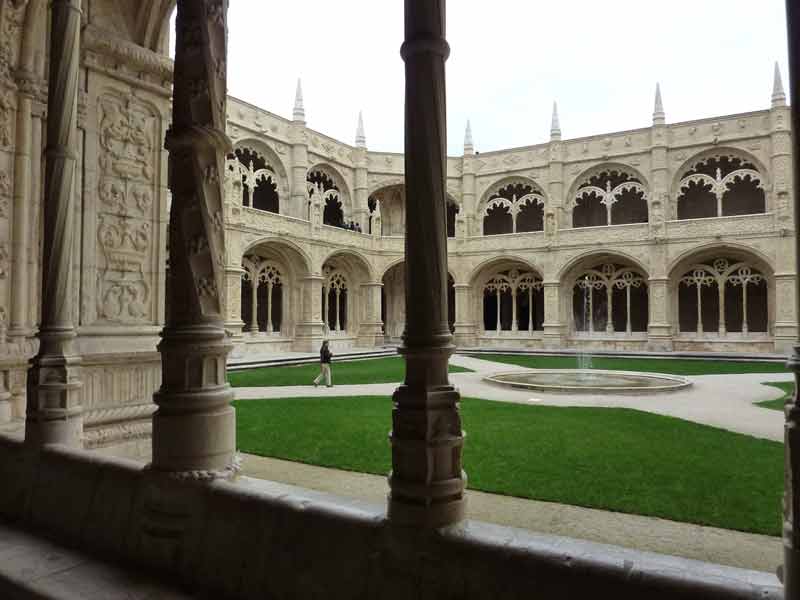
484 369 692 394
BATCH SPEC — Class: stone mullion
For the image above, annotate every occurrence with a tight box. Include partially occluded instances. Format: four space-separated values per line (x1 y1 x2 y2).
151 0 236 476
605 284 613 333
249 273 258 332
25 0 84 447
696 283 703 335
495 288 501 333
389 0 465 528
587 286 594 333
717 277 727 335
528 287 533 333
266 281 273 333
322 284 328 330
511 285 518 331
742 281 749 335
626 286 632 334
334 288 341 332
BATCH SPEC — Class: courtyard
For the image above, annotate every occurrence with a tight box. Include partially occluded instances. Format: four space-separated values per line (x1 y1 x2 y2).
227 351 791 570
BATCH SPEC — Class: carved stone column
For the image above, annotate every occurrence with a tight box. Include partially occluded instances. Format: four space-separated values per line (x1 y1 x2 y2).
28 92 45 331
541 280 563 348
151 0 236 476
388 0 466 528
25 0 83 447
224 266 244 336
293 274 325 352
784 3 800 596
357 282 384 347
8 75 35 338
452 283 476 347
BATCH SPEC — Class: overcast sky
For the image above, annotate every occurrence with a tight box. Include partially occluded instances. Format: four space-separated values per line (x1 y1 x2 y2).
172 1 790 156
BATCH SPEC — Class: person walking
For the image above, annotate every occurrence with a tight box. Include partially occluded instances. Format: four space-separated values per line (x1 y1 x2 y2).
313 340 333 388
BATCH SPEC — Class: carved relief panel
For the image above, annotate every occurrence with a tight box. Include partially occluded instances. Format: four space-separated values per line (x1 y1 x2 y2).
95 92 158 324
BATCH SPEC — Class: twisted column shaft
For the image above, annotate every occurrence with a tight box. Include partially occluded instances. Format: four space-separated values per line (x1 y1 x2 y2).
388 0 466 528
25 0 83 447
151 0 236 476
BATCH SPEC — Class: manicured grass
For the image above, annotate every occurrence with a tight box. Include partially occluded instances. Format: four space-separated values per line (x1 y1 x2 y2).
467 353 788 376
234 395 782 536
227 356 471 387
758 382 794 411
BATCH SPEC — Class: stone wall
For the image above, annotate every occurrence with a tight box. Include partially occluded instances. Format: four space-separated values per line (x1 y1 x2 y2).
0 436 782 599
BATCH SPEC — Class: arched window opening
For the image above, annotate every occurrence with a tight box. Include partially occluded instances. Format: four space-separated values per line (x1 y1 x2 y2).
572 170 647 228
676 156 765 220
232 147 279 213
368 196 377 235
678 258 767 336
241 257 284 334
447 201 460 237
482 181 544 235
572 264 647 334
482 269 543 333
483 203 513 235
308 170 345 227
322 269 348 333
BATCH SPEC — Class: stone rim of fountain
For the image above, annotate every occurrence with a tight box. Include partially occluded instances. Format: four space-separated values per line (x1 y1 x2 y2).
483 369 693 395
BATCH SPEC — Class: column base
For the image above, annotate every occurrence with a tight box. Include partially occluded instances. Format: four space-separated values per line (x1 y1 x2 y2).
541 323 564 349
293 321 325 352
151 402 237 476
357 321 384 347
453 323 477 348
25 352 83 447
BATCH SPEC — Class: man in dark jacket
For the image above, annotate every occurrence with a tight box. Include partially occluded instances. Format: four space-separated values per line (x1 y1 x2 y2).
313 340 333 387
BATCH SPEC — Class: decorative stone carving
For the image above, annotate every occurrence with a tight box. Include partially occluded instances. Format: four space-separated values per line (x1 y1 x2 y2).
0 168 9 218
96 215 150 322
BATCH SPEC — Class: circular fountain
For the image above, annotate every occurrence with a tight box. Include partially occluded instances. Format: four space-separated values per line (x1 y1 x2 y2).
483 369 692 394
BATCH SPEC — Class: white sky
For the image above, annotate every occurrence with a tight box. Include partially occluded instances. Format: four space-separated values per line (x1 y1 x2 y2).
171 1 790 156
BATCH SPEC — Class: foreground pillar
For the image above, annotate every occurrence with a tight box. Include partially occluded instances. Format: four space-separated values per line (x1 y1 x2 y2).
25 0 83 447
784 2 800 596
151 0 236 476
388 0 466 528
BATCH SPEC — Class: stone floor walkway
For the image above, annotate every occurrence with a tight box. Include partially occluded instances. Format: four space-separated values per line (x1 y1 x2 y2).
239 453 781 575
234 353 792 441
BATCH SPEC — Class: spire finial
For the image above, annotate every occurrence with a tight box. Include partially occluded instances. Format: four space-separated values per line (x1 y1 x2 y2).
653 83 665 125
772 62 786 108
464 119 474 154
293 78 305 122
355 110 366 148
550 102 561 141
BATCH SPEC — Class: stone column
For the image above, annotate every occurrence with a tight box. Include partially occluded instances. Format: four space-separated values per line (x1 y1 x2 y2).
25 0 83 447
388 0 466 528
8 75 35 338
28 93 44 331
248 275 258 332
151 0 236 476
452 283 476 347
541 280 563 348
358 282 384 347
224 266 244 337
784 5 800 596
293 274 325 351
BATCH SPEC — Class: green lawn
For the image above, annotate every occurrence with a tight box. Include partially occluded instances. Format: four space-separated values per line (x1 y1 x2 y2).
758 382 794 411
467 353 789 376
227 356 471 387
234 395 782 536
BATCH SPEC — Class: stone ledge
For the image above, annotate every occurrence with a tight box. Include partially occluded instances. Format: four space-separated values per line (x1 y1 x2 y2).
0 435 784 599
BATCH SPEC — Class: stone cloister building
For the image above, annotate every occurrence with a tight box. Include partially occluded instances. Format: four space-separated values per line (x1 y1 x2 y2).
224 73 795 360
0 0 794 454
0 0 797 597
